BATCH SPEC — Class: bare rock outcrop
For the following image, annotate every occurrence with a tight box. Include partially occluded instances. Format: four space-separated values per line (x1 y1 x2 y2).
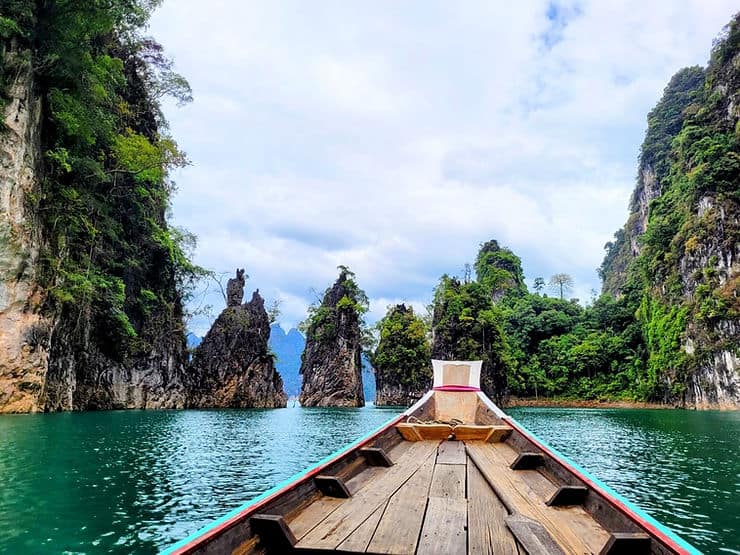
0 45 53 412
186 280 287 408
299 270 365 407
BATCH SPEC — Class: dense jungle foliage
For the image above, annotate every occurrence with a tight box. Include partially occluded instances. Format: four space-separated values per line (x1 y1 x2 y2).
598 13 740 402
430 242 515 403
300 267 369 345
372 304 431 390
0 0 201 360
430 240 649 401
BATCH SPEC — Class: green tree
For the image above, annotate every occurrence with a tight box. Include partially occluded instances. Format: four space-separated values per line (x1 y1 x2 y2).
373 304 431 403
474 240 527 301
533 277 545 293
1 0 203 363
431 275 511 403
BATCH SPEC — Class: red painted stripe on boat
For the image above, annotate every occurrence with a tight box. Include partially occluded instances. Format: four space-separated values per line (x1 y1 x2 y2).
433 385 481 391
170 413 406 555
503 417 691 555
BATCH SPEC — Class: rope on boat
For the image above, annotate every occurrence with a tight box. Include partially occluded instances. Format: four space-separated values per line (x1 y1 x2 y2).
406 415 465 426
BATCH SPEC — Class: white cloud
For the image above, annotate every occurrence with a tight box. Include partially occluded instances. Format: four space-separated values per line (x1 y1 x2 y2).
150 1 739 333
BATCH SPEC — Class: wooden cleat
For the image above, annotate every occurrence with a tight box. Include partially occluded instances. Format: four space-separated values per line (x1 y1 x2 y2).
510 452 544 470
599 532 652 554
250 514 297 552
314 475 351 498
546 485 588 506
359 447 393 467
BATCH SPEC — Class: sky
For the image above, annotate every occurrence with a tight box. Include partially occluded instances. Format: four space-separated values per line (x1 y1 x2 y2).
149 1 738 335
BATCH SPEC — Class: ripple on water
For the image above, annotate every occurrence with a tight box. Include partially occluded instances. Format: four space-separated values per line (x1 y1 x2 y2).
509 407 740 554
0 406 737 554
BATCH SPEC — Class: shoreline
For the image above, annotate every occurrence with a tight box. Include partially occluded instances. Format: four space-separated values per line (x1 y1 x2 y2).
503 397 738 410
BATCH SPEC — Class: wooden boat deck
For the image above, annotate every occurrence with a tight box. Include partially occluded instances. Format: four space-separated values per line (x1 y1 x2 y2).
169 365 694 555
284 438 610 554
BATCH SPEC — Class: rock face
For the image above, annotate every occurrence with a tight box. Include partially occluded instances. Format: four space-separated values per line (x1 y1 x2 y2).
0 37 187 413
0 44 50 413
600 66 706 296
599 19 740 408
299 270 365 407
186 278 287 408
374 304 431 406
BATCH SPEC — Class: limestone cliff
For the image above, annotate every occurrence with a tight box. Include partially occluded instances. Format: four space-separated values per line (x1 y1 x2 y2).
0 4 191 412
0 40 50 412
599 15 740 407
373 304 431 406
600 67 705 296
299 269 365 407
186 272 287 408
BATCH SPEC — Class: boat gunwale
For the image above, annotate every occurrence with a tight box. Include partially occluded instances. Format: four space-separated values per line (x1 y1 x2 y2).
497 412 701 555
160 392 433 555
163 389 702 555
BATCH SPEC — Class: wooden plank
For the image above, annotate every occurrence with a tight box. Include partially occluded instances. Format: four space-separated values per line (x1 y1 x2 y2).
336 503 386 552
437 441 466 464
486 425 513 442
230 535 261 555
434 391 478 423
345 466 383 496
467 460 518 555
360 447 394 467
250 514 296 552
296 440 439 550
314 475 351 498
599 532 651 555
453 425 495 441
505 513 565 555
396 423 422 441
547 485 588 507
416 424 454 440
417 496 467 554
287 496 343 540
510 452 544 470
429 463 466 499
386 437 413 461
467 442 609 554
367 451 436 554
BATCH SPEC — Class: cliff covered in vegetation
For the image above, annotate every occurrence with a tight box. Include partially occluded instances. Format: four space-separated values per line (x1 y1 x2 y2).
299 268 365 407
0 1 198 411
431 241 515 404
372 304 430 405
599 14 739 407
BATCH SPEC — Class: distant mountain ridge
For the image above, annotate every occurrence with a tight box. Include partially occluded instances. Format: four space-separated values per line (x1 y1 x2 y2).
269 324 304 397
185 323 376 401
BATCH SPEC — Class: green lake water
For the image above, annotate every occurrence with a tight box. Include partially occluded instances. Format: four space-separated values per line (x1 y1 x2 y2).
0 406 737 554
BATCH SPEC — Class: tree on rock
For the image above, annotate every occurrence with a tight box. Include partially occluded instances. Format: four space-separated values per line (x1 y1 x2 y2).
299 267 367 407
372 304 431 406
431 275 511 403
549 273 574 300
475 240 527 302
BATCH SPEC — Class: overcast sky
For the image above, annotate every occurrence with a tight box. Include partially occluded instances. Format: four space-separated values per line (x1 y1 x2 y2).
149 1 738 334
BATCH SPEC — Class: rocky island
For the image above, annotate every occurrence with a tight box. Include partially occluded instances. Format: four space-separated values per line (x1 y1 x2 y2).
373 304 431 406
186 269 287 408
299 268 366 407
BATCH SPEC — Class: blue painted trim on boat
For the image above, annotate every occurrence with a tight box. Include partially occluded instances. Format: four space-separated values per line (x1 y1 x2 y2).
159 413 401 555
505 415 702 555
